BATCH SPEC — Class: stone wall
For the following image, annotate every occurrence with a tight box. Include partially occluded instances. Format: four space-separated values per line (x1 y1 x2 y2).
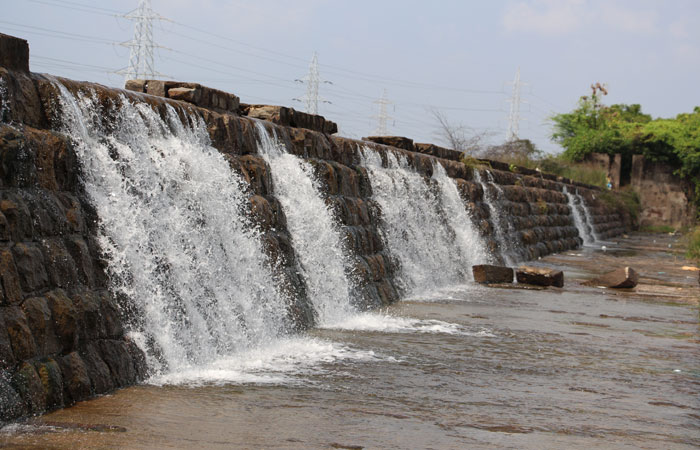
631 155 696 229
0 33 629 423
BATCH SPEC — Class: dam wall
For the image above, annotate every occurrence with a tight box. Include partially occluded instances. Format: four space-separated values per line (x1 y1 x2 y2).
0 33 628 422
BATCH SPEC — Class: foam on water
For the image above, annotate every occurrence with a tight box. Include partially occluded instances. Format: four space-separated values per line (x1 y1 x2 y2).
324 312 495 337
148 336 384 386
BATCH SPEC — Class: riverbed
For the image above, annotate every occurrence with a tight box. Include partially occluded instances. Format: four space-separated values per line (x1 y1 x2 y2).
1 233 698 449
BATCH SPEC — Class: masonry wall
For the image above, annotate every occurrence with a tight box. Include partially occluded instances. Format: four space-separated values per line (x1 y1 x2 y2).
0 33 629 423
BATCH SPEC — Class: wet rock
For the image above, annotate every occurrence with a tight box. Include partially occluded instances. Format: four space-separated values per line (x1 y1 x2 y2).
591 267 639 288
12 242 49 293
21 296 61 356
0 311 16 368
472 265 514 284
46 289 78 352
3 305 37 361
58 351 92 404
0 247 22 304
516 266 564 287
0 369 26 421
97 340 136 387
80 342 115 394
12 361 45 414
33 357 64 409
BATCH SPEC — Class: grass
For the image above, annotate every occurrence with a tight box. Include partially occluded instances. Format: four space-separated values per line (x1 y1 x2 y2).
598 188 640 223
640 225 677 233
495 154 608 188
684 226 700 261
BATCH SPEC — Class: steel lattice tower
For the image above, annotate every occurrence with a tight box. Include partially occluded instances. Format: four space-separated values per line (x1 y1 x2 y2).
121 0 161 82
372 89 393 135
506 67 523 142
295 52 331 115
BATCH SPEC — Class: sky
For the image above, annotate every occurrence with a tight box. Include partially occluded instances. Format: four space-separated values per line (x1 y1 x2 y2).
2 0 699 154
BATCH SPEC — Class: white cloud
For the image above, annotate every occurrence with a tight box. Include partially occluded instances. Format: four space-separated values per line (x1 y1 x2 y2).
502 0 588 35
503 0 659 36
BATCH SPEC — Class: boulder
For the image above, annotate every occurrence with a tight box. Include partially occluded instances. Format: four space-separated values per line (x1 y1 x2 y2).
472 265 514 284
362 136 414 151
591 267 638 288
516 266 564 287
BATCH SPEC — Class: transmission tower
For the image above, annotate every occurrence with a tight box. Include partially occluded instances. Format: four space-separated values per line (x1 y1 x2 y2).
506 67 525 142
119 0 167 83
372 89 394 135
294 52 331 115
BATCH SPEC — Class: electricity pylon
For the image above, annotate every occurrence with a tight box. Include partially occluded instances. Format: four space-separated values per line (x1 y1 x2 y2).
294 52 331 115
372 88 393 135
119 0 168 83
506 67 525 142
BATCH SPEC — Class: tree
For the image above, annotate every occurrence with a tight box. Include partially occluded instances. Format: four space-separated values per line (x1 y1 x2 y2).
430 109 492 155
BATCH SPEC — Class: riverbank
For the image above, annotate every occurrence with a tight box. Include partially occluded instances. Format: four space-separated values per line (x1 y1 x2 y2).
1 232 697 449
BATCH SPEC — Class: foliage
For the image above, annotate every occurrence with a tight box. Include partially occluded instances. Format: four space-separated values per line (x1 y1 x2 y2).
551 95 700 203
460 153 490 170
598 188 640 224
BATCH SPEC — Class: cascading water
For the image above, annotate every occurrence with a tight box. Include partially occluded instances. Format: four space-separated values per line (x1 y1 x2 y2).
255 123 356 325
361 148 480 295
54 84 299 376
473 169 516 265
432 163 491 270
564 186 592 245
579 193 600 242
564 187 597 245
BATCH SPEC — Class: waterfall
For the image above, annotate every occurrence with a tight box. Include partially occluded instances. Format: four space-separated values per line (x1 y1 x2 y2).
255 123 356 325
361 148 477 295
473 169 516 265
579 193 600 242
54 85 295 374
564 187 596 245
432 163 491 271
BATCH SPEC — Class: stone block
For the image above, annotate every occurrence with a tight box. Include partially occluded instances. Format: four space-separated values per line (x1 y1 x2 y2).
11 362 45 414
22 296 61 356
167 87 201 104
472 265 514 284
97 340 136 387
33 357 63 409
3 305 36 361
0 124 37 188
363 136 414 151
516 266 564 287
12 242 49 293
64 235 95 287
0 247 22 304
124 79 146 93
46 289 78 352
246 105 292 126
0 311 16 368
591 267 638 288
79 342 114 394
0 34 29 72
0 369 26 421
40 238 79 289
58 351 91 404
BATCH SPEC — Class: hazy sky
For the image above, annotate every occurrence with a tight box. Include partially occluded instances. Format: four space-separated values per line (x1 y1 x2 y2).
3 0 699 153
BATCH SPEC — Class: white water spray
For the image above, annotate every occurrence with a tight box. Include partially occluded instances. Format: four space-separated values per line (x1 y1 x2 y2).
256 123 357 325
473 169 516 265
362 148 481 295
55 85 294 375
564 187 597 245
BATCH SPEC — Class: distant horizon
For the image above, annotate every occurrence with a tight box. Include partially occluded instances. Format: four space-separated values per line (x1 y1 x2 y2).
3 0 698 154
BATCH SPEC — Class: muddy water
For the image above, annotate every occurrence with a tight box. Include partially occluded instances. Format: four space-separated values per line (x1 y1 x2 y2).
2 235 699 449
